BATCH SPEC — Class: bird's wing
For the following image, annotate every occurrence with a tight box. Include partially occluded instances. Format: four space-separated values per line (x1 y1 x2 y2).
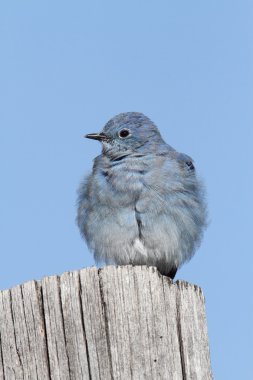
171 151 195 172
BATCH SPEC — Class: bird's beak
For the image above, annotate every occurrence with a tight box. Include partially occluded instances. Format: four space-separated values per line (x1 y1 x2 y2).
84 133 108 141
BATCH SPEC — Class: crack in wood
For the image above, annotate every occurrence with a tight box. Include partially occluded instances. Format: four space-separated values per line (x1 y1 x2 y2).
176 290 187 380
98 268 114 380
78 272 92 380
40 283 52 380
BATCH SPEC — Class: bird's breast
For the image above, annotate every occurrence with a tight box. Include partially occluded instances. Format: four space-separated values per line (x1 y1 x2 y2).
95 158 152 206
96 155 173 210
103 167 144 198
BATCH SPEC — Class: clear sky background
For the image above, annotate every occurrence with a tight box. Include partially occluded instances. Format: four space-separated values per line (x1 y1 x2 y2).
0 1 252 378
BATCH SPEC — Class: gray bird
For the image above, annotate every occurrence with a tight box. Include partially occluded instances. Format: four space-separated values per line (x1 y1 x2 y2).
77 112 207 278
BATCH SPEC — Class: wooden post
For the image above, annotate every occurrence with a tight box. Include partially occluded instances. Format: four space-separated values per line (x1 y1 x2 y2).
0 266 212 380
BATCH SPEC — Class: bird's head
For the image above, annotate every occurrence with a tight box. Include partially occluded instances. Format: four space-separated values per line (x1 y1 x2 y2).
85 112 166 159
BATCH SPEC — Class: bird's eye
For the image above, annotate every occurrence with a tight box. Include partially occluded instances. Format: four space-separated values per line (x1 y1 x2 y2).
119 129 130 138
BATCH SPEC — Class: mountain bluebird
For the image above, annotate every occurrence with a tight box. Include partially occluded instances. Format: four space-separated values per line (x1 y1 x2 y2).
77 112 207 278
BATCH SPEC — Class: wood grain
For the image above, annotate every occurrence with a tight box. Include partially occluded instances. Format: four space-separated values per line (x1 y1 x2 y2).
0 266 212 379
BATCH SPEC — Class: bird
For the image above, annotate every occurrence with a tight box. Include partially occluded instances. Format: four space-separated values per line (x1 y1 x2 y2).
77 112 207 279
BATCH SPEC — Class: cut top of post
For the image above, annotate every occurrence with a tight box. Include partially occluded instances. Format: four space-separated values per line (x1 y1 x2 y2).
0 265 212 380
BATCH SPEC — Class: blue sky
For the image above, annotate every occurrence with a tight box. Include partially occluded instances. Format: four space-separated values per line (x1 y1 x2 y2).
0 1 252 378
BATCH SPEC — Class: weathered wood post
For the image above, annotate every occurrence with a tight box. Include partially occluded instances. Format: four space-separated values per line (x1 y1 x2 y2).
0 265 212 380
